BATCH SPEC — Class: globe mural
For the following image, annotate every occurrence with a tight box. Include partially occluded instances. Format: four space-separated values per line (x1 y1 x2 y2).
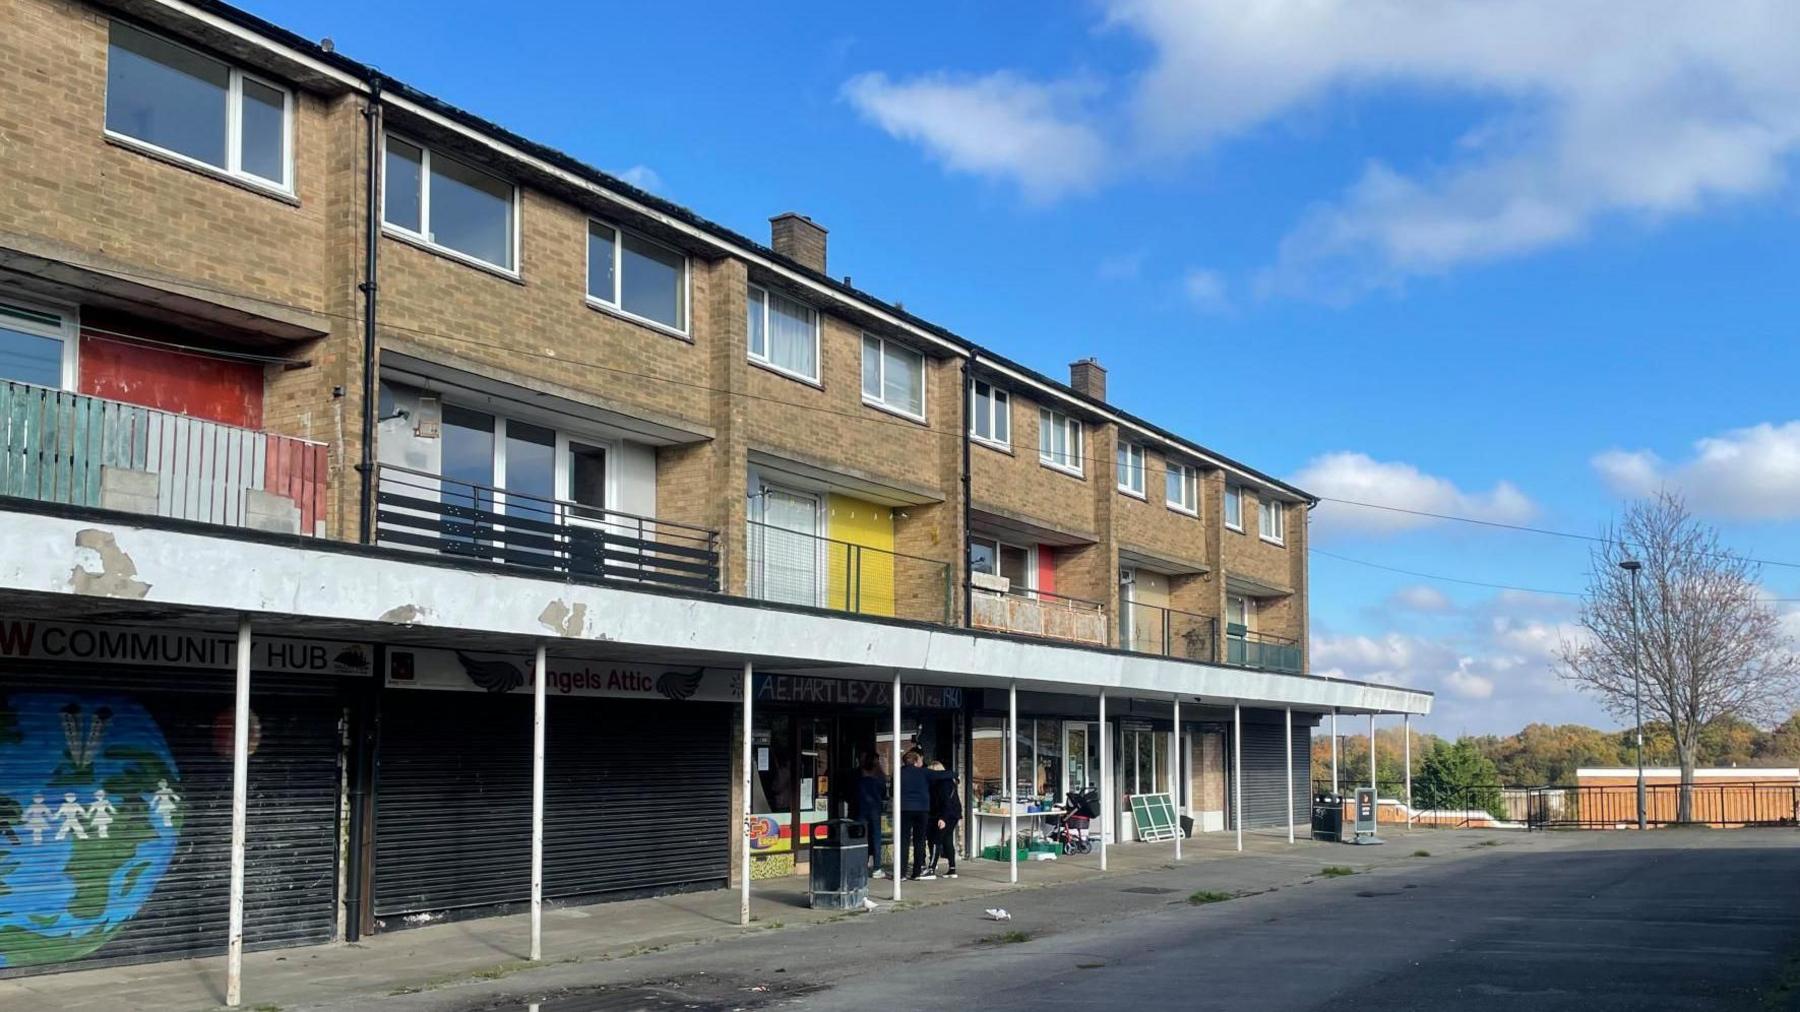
0 692 183 970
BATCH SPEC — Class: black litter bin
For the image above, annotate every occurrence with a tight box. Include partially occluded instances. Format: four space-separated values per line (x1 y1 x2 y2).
808 818 869 910
1311 793 1344 843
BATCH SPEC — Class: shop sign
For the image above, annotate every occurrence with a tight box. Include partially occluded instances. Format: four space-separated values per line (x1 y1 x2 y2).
753 673 961 710
386 646 743 702
0 619 372 676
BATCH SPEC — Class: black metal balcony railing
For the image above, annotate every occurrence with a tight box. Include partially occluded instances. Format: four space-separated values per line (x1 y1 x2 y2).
746 520 952 624
1226 628 1303 673
376 463 719 592
1122 601 1217 661
968 581 1108 646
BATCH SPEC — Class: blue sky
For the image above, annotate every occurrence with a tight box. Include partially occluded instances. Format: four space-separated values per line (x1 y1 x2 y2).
248 1 1800 735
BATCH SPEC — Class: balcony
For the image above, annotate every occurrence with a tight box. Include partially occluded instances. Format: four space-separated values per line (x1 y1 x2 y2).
1122 601 1218 661
968 574 1108 646
1226 628 1303 673
0 378 328 535
746 520 952 624
375 463 719 592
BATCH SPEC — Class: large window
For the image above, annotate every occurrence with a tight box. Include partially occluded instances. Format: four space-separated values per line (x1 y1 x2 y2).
1259 496 1286 544
969 380 1010 447
1038 408 1083 475
1166 461 1198 514
1224 484 1243 530
105 22 292 191
0 301 76 389
969 536 1032 593
1116 442 1146 496
587 221 688 333
747 285 819 382
383 135 516 272
860 334 924 418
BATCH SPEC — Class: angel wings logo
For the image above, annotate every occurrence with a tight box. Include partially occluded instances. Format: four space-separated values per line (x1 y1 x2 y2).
454 652 527 694
656 667 706 701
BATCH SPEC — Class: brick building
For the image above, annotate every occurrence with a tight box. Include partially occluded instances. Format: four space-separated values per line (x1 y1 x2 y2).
0 0 1431 992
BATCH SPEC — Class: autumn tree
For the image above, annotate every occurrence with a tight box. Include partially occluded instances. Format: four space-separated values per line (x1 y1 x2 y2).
1414 740 1505 820
1557 493 1800 822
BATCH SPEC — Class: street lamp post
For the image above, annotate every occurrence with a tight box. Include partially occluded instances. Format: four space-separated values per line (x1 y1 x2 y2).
1620 558 1646 830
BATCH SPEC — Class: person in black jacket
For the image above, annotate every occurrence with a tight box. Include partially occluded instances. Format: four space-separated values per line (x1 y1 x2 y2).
855 753 888 879
898 749 954 880
926 760 962 878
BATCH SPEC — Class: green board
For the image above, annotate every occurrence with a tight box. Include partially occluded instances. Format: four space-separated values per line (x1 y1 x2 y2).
1130 792 1180 842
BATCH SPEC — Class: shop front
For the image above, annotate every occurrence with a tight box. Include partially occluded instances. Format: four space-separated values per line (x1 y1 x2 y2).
369 648 737 928
748 673 963 879
0 618 367 977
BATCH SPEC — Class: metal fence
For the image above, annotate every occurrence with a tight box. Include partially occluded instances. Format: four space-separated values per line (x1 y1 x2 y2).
1225 629 1303 673
376 463 719 591
968 582 1108 645
746 520 952 623
1122 600 1217 661
1525 781 1800 830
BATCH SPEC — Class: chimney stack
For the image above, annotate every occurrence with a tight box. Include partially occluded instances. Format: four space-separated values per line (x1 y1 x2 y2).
1070 358 1107 401
770 212 827 273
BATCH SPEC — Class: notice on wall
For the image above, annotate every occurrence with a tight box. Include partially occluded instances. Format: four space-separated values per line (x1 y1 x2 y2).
757 747 771 772
387 646 743 702
0 619 372 676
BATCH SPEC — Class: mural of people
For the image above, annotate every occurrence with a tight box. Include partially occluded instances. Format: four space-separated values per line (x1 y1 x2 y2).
150 779 181 829
54 792 88 841
87 790 117 840
20 794 51 845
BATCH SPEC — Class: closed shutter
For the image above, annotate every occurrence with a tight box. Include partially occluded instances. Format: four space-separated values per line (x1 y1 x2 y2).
1237 719 1310 830
373 692 728 925
0 668 341 978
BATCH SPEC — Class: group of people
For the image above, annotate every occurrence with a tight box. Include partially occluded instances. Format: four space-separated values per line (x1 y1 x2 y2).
855 747 962 881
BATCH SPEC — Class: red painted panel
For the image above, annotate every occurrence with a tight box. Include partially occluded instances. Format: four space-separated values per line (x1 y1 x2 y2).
1037 545 1056 595
77 333 264 428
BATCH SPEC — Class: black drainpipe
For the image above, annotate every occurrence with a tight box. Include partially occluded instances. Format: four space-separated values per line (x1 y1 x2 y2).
356 77 383 545
960 357 974 627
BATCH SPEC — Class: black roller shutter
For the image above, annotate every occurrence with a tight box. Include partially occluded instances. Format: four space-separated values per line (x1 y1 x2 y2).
1237 718 1311 830
0 667 341 978
372 691 729 926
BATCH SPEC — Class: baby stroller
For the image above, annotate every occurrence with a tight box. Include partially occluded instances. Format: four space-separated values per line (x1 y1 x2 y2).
1050 787 1101 855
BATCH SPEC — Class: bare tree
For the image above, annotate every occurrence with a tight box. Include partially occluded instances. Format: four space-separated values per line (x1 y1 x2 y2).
1557 493 1799 822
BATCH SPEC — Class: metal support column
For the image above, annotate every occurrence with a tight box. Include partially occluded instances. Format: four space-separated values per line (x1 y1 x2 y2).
891 670 902 899
739 660 752 926
530 644 546 961
1098 690 1109 871
1330 709 1339 794
1173 694 1182 861
1368 713 1376 794
1233 702 1243 853
1284 706 1294 844
1007 680 1018 884
1404 713 1413 829
226 617 251 1008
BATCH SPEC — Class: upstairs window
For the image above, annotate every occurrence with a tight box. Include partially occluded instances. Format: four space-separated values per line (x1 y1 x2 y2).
969 380 1010 447
1259 496 1286 544
747 285 819 382
1038 408 1083 475
1224 484 1243 530
587 221 688 333
105 22 292 191
383 135 516 272
1116 442 1146 496
1166 461 1198 514
861 334 925 418
0 301 76 390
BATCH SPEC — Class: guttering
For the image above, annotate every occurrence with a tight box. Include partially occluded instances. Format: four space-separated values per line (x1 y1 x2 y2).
356 77 381 544
960 359 973 628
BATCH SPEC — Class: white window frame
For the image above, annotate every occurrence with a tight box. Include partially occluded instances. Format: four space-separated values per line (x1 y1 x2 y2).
1165 461 1199 515
746 284 822 384
104 22 296 196
381 132 521 276
970 534 1036 595
1224 484 1244 532
0 296 80 391
860 333 926 421
1116 442 1146 498
584 219 690 338
968 379 1010 449
1038 407 1083 476
1259 496 1286 545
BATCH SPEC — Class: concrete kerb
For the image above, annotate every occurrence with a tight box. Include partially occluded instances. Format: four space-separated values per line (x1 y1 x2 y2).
2 827 1540 1012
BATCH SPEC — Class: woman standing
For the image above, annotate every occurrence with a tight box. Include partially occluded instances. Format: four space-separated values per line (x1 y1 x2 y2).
926 760 962 879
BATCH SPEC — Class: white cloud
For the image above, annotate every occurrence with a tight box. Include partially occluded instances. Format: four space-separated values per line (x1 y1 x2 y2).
841 72 1107 201
611 164 663 193
1443 660 1495 700
1593 421 1800 520
1389 585 1453 613
1291 451 1536 536
849 2 1800 292
1181 268 1230 313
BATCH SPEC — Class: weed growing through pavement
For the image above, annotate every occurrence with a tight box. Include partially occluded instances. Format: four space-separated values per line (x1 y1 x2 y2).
1411 850 1431 857
1188 890 1236 904
1320 866 1356 878
982 930 1032 944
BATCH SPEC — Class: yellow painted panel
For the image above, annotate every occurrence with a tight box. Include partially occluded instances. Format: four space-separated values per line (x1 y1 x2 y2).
826 494 895 616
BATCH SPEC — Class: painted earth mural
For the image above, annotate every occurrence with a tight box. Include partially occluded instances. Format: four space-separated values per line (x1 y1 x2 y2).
0 693 183 969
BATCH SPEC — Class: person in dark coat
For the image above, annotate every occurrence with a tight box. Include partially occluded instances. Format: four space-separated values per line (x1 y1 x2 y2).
855 753 888 879
898 749 953 880
926 760 962 878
